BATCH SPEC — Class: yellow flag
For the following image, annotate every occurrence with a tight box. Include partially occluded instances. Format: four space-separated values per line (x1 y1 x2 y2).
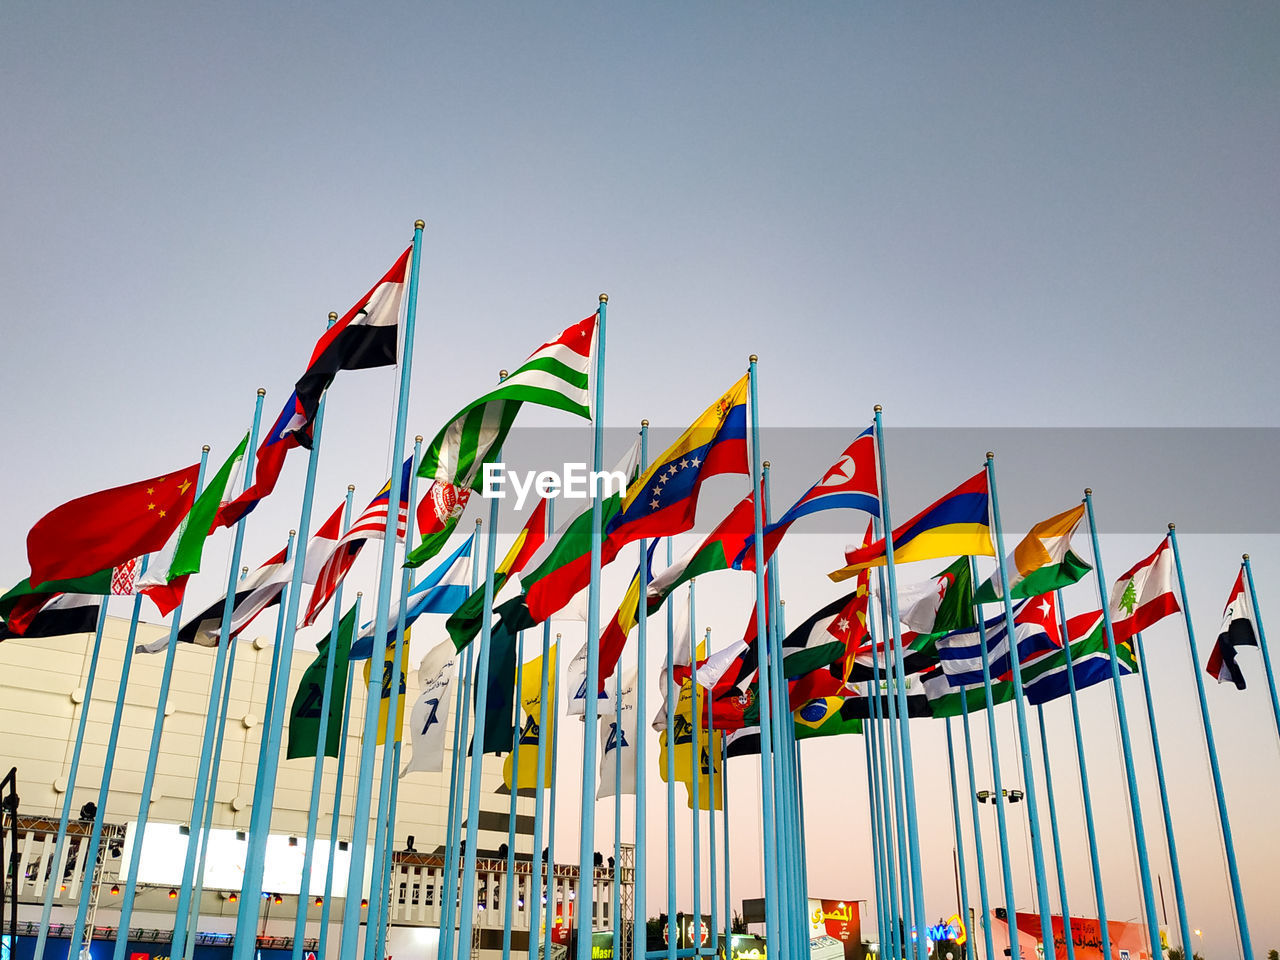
362 636 409 745
503 643 559 790
659 659 723 811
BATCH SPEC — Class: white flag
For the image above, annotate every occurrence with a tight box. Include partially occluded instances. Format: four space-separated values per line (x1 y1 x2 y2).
597 669 638 798
402 640 457 776
566 641 622 717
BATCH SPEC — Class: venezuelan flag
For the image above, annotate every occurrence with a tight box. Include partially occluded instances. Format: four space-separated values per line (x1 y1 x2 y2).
829 470 994 581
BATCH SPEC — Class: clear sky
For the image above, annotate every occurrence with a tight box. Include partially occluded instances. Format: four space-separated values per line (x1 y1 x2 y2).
3 3 1279 958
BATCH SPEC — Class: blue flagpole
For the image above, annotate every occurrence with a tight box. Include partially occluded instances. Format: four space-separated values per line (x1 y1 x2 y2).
528 501 554 959
1132 629 1191 958
32 595 109 960
958 695 995 960
337 219 426 960
577 293 609 960
1167 526 1254 957
746 356 781 956
368 436 425 960
292 483 357 960
544 631 563 960
503 631 527 960
1081 489 1164 954
869 549 905 960
720 727 731 957
665 555 678 960
68 554 151 959
984 454 1059 952
964 555 1020 960
690 598 703 958
707 676 719 958
944 719 976 960
1052 590 1111 960
1033 705 1075 960
319 597 361 959
170 386 267 958
633 422 650 960
111 446 211 960
441 518 482 960
611 643 623 960
872 406 928 960
1242 555 1280 744
863 666 888 960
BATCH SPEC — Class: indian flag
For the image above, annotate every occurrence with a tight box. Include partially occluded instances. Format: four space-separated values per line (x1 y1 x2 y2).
972 504 1092 603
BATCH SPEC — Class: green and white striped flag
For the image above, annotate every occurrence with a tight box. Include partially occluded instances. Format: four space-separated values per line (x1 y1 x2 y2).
406 314 597 566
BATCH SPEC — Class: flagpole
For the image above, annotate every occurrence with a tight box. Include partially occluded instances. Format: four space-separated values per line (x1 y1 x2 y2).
503 630 527 960
872 405 928 960
690 599 703 957
983 454 1058 951
368 436 425 960
1081 490 1164 954
544 631 564 960
577 293 609 960
531 504 556 960
1167 525 1254 956
319 596 361 959
170 386 267 958
664 558 679 960
1051 589 1111 960
110 446 211 960
611 641 623 960
863 653 889 960
870 544 905 960
633 422 650 960
67 554 151 959
964 555 1020 960
944 719 975 960
441 519 482 960
31 595 109 960
707 671 719 959
1032 705 1075 960
1131 629 1192 958
720 726 731 958
958 695 995 960
292 483 357 960
1241 556 1280 747
746 356 781 955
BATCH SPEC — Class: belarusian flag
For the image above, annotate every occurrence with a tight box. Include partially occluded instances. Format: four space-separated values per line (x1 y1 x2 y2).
407 315 598 566
972 504 1092 603
1109 536 1180 644
1206 571 1258 690
0 559 139 626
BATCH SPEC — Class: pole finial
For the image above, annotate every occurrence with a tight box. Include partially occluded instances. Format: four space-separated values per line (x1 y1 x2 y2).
475 518 483 527
749 354 758 363
873 404 882 413
328 311 338 321
763 460 771 469
499 369 509 379
202 444 211 452
414 219 425 230
1243 553 1250 561
599 293 608 304
641 419 649 428
348 483 356 492
289 529 297 537
556 632 562 639
1168 522 1176 531
985 451 994 461
1084 487 1092 496
415 435 423 443
257 387 266 397
357 591 363 598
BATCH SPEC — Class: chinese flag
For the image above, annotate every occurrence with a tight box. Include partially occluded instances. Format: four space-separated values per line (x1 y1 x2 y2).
27 463 201 587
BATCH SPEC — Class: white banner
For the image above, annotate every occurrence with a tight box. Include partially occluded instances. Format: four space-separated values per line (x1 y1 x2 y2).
402 640 457 775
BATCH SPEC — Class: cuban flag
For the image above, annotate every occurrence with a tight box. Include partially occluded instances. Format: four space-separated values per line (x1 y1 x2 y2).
937 594 1064 687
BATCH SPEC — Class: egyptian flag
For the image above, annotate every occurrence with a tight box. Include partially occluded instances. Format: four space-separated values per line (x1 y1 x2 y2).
0 594 100 641
1207 571 1258 690
289 246 412 445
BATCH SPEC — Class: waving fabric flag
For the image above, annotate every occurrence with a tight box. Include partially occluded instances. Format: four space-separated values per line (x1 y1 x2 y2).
898 555 976 636
1108 536 1180 645
502 644 559 789
829 471 994 582
408 315 598 566
1207 571 1258 690
0 560 138 630
285 604 358 760
0 593 100 642
597 539 661 688
937 595 1064 687
648 486 758 607
972 504 1092 603
403 641 459 776
734 427 880 571
216 393 310 528
597 669 639 799
26 462 201 587
780 589 867 681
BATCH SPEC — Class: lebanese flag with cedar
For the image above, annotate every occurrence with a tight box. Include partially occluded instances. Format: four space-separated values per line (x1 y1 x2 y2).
1206 570 1258 690
27 464 200 587
1107 536 1181 645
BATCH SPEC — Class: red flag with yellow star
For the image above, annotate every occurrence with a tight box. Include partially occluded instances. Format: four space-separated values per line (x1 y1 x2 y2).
26 463 201 587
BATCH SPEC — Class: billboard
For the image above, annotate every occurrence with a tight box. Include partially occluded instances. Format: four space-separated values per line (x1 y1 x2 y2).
808 899 863 960
988 911 1157 960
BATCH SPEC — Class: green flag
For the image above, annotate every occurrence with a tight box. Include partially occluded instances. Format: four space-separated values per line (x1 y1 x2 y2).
286 605 357 760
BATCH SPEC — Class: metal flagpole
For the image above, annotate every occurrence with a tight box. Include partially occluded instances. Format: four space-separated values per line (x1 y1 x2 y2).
1242 555 1280 744
863 665 888 960
611 642 623 960
368 437 425 960
319 597 361 959
68 554 152 958
1081 489 1164 953
872 406 928 960
31 596 109 960
170 387 267 958
111 447 211 960
865 591 900 960
576 293 609 960
690 598 703 960
441 518 483 960
530 504 555 960
708 675 718 959
965 555 1020 960
958 694 995 960
1051 590 1111 960
1033 706 1075 960
1131 630 1191 958
292 484 357 960
544 632 563 960
503 631 527 960
745 356 781 955
1167 526 1255 956
984 454 1059 950
944 719 976 960
870 551 905 960
633 422 650 960
335 219 426 960
664 558 678 960
720 727 731 957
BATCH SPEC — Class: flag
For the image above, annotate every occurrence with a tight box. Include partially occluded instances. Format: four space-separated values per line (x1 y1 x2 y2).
597 669 638 799
0 594 100 642
288 247 411 442
445 496 551 649
1109 536 1180 644
972 505 1092 603
1207 571 1258 690
780 590 867 681
793 697 863 740
285 605 358 759
566 639 625 718
502 643 559 790
647 486 758 606
408 316 598 566
137 434 251 616
604 374 750 550
0 560 138 628
597 540 661 688
215 392 309 528
842 673 934 720
476 618 520 754
364 638 410 745
829 471 994 581
898 556 976 636
659 683 724 810
301 501 346 583
402 641 459 775
937 595 1064 688
26 462 201 587
733 427 880 571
